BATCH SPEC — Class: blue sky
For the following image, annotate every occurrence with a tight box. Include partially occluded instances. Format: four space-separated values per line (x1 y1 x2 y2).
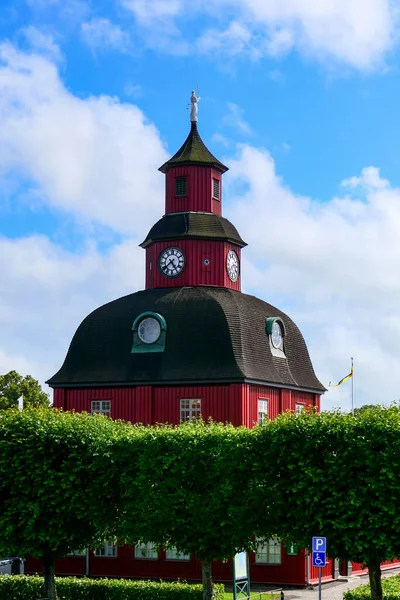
1 0 400 410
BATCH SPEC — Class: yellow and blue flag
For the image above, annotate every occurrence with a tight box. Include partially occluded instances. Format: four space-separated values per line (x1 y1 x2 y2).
329 366 353 387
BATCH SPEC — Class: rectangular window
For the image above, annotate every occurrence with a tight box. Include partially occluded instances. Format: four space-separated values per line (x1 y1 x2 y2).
175 177 187 197
91 400 111 415
166 547 191 561
258 399 269 425
295 403 305 414
255 537 281 564
212 178 220 200
134 543 158 559
95 540 117 557
180 399 202 422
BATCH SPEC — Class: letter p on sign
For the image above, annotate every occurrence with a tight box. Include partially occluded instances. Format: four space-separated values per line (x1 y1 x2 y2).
312 537 326 553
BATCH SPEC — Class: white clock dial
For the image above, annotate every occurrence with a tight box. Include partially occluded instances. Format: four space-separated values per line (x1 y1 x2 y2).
271 321 283 349
159 247 185 278
138 317 161 344
226 250 239 282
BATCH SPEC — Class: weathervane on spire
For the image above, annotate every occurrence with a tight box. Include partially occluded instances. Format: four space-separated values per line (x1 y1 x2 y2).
189 87 200 123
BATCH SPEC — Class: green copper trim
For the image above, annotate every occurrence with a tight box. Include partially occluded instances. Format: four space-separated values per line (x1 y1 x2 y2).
131 312 167 354
265 317 286 336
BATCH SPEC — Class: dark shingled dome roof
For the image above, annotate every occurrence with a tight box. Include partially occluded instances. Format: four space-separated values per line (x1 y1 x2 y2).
140 212 247 248
48 287 325 392
159 123 228 173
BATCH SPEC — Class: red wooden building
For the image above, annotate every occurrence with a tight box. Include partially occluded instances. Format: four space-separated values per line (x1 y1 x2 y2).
26 112 344 586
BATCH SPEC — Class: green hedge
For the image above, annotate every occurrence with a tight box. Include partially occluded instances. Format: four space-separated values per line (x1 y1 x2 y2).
344 573 400 600
0 575 225 600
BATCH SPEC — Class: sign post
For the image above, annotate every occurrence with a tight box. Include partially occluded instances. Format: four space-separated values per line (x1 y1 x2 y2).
312 537 326 600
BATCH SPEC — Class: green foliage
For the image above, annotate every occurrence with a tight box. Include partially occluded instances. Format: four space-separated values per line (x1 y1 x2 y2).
344 573 400 600
0 574 225 600
0 370 50 409
0 409 127 560
117 420 262 561
254 406 400 566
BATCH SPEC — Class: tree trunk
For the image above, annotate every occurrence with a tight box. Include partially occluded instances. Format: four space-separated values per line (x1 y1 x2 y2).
368 559 382 600
42 554 57 600
202 558 214 600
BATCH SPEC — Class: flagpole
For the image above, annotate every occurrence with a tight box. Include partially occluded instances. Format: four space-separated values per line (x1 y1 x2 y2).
351 357 354 416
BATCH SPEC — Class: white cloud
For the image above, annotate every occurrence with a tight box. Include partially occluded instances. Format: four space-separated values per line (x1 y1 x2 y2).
342 166 389 190
81 18 131 53
0 234 144 392
223 144 400 410
20 26 63 62
222 103 252 136
121 0 399 70
0 43 168 235
121 0 184 21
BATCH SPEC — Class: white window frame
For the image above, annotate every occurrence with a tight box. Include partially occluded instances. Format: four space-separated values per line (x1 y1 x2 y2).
95 540 117 557
166 547 191 561
212 178 220 200
135 542 158 559
295 403 305 415
180 399 201 422
258 399 269 425
255 537 281 564
91 400 111 415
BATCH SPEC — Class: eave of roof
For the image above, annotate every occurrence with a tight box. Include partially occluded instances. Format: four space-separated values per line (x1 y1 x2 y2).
140 212 247 248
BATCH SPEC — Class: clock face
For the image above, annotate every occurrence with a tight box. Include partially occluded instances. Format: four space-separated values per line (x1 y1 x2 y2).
138 317 161 344
159 247 185 278
226 250 239 282
271 321 283 349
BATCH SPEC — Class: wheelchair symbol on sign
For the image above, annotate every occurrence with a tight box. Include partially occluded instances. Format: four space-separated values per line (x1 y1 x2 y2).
314 554 324 566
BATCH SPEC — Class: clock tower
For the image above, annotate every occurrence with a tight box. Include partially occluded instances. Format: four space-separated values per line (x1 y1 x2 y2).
141 121 246 290
40 93 327 588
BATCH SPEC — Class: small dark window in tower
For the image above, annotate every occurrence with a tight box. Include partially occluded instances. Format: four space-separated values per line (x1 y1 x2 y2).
175 177 187 197
212 178 220 200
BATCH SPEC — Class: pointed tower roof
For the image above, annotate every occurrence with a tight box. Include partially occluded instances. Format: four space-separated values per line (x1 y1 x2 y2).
159 122 228 173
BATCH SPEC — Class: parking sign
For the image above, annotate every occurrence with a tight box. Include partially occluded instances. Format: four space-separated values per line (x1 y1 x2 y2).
312 537 326 553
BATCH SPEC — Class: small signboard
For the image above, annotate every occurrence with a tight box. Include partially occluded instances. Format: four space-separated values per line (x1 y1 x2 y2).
312 537 326 553
234 552 248 581
312 552 326 567
285 542 299 556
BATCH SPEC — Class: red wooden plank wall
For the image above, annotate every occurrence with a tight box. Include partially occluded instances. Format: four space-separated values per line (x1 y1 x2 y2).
145 240 241 290
165 166 222 215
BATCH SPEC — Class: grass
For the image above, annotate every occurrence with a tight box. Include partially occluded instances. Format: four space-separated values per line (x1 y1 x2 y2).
224 592 281 600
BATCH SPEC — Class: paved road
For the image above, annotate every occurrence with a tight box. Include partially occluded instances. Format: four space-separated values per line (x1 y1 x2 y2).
283 567 400 600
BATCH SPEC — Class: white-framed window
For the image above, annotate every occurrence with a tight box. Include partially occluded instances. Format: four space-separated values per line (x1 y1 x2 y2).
166 547 191 561
91 400 111 415
295 403 305 415
258 399 269 425
135 543 158 559
180 399 201 422
212 178 220 200
255 537 281 564
175 177 187 197
95 540 117 557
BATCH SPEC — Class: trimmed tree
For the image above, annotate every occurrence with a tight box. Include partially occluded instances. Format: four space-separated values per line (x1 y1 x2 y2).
0 408 125 600
255 406 400 600
117 421 263 600
0 370 50 409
